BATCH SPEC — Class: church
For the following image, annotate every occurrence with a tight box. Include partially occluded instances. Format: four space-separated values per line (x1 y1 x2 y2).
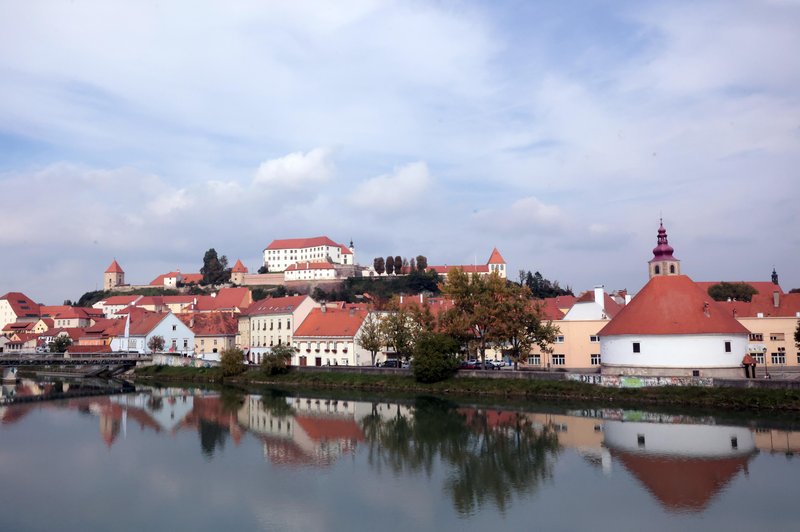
599 222 750 378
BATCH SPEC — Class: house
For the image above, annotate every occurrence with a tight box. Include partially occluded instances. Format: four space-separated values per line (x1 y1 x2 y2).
43 306 104 329
149 271 203 288
263 236 354 273
93 295 144 318
108 310 194 355
291 303 373 366
428 248 507 280
284 261 339 282
0 292 41 330
238 295 315 363
178 313 238 360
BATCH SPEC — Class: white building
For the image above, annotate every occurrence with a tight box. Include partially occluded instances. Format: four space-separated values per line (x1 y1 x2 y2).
109 311 195 356
263 236 354 272
239 295 316 364
292 304 373 367
562 286 623 321
284 261 339 282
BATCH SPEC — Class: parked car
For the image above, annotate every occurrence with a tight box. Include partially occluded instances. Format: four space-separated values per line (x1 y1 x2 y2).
459 360 482 370
485 360 503 370
380 359 402 368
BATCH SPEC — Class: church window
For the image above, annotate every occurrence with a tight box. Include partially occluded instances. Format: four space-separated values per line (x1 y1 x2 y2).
669 264 675 274
654 265 660 275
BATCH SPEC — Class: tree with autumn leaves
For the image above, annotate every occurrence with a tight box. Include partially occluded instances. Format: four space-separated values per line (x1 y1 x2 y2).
440 269 558 369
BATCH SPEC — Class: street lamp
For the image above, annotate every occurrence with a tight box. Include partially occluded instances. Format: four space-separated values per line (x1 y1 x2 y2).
763 347 769 379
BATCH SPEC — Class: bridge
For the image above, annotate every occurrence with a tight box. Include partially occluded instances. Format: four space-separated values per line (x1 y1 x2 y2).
1 353 152 381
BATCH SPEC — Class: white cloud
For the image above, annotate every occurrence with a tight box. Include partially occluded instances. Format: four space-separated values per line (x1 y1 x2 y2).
253 148 334 188
351 161 432 210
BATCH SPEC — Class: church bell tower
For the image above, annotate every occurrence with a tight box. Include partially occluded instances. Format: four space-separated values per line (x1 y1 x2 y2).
648 220 681 279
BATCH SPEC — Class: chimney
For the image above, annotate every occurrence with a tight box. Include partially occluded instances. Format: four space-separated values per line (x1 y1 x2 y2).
400 295 404 304
703 302 710 318
349 307 355 317
190 317 195 328
773 291 780 308
594 285 604 308
320 302 327 313
624 294 631 305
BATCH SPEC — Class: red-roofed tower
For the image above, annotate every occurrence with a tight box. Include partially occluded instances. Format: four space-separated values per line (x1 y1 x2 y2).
648 220 680 279
487 247 507 279
231 259 248 285
104 259 126 290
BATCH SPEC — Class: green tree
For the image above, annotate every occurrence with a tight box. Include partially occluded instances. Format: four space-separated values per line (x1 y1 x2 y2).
412 332 461 383
261 344 294 375
357 313 385 366
49 336 72 353
201 248 231 285
386 256 395 276
374 257 385 275
795 319 800 349
147 335 165 353
707 282 758 302
495 284 559 370
441 269 507 368
394 255 403 275
416 255 428 271
380 306 417 362
257 265 269 274
409 257 416 272
220 347 246 376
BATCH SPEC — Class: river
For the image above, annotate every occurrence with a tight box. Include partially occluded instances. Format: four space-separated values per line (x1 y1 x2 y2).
1 379 798 531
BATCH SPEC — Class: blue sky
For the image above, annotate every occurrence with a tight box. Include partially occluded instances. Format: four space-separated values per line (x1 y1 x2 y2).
1 0 798 303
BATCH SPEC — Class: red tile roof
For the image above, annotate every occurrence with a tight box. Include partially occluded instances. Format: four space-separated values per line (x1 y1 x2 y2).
265 236 343 251
286 261 336 271
0 292 40 319
715 292 800 318
149 272 203 286
695 281 783 296
294 307 368 338
429 264 490 274
294 415 364 442
182 273 204 284
487 247 506 264
178 313 238 336
102 295 141 306
231 259 248 273
246 295 309 316
598 276 750 336
537 298 566 320
105 260 124 274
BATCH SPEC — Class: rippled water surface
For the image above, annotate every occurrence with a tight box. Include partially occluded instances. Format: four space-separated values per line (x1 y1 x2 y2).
1 381 798 531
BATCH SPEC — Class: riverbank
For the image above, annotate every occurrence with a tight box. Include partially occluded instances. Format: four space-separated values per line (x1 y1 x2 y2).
133 366 800 411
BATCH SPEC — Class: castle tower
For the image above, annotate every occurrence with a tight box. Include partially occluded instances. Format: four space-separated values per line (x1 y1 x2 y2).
648 220 680 279
772 267 779 285
231 259 248 285
487 248 507 279
104 259 125 290
348 239 355 265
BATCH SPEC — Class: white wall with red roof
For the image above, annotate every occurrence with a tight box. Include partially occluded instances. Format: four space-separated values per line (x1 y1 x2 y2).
262 236 353 272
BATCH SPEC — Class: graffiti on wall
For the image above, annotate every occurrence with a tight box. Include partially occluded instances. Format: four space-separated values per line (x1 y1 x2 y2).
566 373 714 388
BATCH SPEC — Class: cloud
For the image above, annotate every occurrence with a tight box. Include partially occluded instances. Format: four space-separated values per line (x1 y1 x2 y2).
253 148 334 189
351 161 432 210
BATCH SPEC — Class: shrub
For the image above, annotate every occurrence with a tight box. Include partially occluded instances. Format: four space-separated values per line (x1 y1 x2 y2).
220 347 246 376
261 344 294 376
412 332 461 383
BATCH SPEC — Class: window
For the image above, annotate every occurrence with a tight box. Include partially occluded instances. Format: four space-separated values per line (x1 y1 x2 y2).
749 333 763 341
555 335 565 343
770 333 785 341
669 264 675 274
183 339 188 349
654 265 660 274
552 354 565 366
527 355 541 365
590 335 600 343
172 325 177 331
633 342 641 353
591 354 601 365
278 321 282 330
772 347 786 365
754 353 765 364
724 341 731 353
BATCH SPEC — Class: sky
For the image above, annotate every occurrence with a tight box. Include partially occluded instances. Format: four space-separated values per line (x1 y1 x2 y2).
1 0 798 304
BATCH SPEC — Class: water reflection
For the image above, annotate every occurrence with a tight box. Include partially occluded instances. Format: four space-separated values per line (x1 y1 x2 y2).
2 385 800 520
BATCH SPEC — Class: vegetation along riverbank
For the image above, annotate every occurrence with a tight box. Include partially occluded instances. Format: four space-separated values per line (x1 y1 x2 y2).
132 365 800 412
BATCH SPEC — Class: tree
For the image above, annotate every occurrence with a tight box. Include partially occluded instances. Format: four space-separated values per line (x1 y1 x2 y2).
409 258 416 273
357 313 385 366
261 344 294 375
412 332 461 383
257 265 269 274
394 256 403 275
386 256 395 276
441 269 507 368
495 284 559 370
50 336 72 353
201 248 231 285
374 257 385 275
416 255 428 271
707 282 758 302
220 347 246 376
380 306 417 362
147 335 165 353
63 299 74 306
795 319 800 349
519 270 573 298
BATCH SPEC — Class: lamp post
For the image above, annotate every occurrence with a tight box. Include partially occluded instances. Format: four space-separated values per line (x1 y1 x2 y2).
763 347 770 379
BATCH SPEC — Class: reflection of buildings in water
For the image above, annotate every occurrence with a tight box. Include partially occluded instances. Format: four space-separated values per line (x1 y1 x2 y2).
603 421 757 512
525 412 612 473
752 428 800 456
237 395 368 467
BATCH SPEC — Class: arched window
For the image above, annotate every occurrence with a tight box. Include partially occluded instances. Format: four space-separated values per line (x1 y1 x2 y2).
654 265 661 275
669 264 675 274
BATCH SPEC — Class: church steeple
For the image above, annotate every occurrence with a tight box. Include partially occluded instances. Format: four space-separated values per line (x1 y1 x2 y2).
648 219 681 278
772 267 779 285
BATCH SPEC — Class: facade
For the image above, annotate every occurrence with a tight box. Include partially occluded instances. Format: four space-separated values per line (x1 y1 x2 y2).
292 304 372 367
238 295 315 363
93 295 143 317
284 261 339 282
0 292 40 329
104 260 126 290
109 311 195 355
178 313 238 360
263 236 354 273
